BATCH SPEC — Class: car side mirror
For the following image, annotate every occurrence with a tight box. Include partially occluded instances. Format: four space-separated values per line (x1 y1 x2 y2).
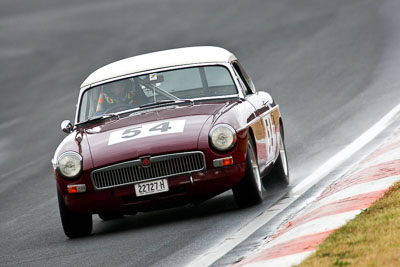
61 120 74 133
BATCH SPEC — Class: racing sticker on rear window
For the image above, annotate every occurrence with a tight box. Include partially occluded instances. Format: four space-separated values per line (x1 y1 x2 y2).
108 120 185 145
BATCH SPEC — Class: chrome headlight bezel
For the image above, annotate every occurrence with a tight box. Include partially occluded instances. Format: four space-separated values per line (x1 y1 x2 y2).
56 151 83 179
209 124 237 152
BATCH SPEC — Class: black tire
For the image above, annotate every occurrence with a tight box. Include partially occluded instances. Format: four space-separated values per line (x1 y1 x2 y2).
264 127 289 187
98 212 124 221
57 189 92 238
233 138 263 208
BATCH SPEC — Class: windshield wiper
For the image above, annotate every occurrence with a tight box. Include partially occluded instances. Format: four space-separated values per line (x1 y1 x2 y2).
140 100 175 108
139 99 194 109
77 113 120 126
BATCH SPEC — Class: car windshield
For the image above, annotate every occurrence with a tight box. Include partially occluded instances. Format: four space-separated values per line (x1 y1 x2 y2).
77 65 238 123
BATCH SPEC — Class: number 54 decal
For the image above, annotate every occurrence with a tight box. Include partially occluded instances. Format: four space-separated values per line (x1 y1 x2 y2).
108 120 185 145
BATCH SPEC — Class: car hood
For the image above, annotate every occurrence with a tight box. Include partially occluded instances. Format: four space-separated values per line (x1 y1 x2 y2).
83 102 233 168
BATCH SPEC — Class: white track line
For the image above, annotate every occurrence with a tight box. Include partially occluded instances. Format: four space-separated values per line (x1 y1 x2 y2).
292 103 400 195
188 104 400 267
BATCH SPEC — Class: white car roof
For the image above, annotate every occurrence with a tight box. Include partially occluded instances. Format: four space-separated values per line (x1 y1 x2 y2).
80 46 237 88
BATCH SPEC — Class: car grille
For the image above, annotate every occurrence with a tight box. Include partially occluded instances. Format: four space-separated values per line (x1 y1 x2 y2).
91 151 206 190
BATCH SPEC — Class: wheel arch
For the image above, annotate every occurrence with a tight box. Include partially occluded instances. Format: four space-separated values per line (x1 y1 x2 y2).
247 126 257 154
279 117 285 141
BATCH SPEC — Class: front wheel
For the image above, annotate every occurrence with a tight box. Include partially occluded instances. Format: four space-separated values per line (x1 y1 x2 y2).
232 139 263 208
57 190 92 238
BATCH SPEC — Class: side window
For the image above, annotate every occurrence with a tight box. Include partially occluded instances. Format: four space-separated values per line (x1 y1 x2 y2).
232 61 256 95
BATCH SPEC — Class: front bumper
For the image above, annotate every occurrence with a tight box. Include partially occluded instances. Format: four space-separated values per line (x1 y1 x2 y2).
61 162 246 214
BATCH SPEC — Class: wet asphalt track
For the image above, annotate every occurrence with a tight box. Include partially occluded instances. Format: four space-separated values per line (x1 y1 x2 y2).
2 0 400 266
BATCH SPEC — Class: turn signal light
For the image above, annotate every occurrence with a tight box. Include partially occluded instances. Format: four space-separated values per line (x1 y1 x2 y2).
67 184 86 194
213 157 233 168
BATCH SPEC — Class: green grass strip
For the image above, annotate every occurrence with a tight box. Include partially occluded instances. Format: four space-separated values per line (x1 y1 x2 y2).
295 181 400 267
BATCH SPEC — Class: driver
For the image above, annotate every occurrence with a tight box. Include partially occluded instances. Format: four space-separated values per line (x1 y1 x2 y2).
95 80 138 114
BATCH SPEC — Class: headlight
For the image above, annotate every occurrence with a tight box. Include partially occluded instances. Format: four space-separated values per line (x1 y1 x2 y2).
56 152 82 179
209 124 237 151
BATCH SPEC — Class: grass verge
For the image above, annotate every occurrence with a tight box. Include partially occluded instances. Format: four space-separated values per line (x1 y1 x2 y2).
295 181 400 267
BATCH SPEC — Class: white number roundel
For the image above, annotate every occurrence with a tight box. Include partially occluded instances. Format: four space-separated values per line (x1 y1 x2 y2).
108 120 185 145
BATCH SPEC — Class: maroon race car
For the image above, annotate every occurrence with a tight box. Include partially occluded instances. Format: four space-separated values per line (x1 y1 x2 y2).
52 46 289 238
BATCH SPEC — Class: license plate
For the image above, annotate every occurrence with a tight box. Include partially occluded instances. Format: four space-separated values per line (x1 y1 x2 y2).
134 179 169 196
